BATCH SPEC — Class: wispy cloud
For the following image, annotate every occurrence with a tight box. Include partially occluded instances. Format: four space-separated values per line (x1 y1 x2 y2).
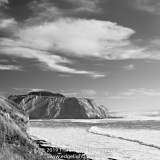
107 88 160 99
27 2 63 23
134 0 160 15
81 89 97 95
107 96 131 99
58 74 72 77
13 88 45 92
0 18 18 38
67 0 102 13
122 88 160 97
27 0 102 24
0 59 8 63
0 0 8 3
0 65 22 70
90 74 106 79
17 18 160 61
2 17 134 77
62 89 97 97
0 38 103 77
1 1 160 78
0 0 8 5
122 64 134 70
62 92 79 96
2 17 160 76
0 19 16 28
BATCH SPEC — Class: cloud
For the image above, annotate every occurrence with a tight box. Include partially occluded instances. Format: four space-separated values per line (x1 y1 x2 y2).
108 88 160 99
0 0 8 19
81 90 97 95
149 39 160 49
2 15 160 77
62 92 79 96
30 0 101 17
0 18 18 37
122 64 134 70
107 96 130 99
27 0 102 24
67 0 101 13
15 18 135 59
22 18 160 60
122 88 160 97
0 19 16 28
134 0 160 15
0 0 8 5
0 0 8 3
0 65 22 70
58 74 72 77
27 1 63 23
2 17 160 76
13 88 45 92
1 17 135 77
61 89 97 97
0 40 99 75
139 39 160 60
90 74 106 79
0 59 8 63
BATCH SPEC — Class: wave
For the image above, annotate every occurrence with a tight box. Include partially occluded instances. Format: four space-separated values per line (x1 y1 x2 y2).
88 126 160 150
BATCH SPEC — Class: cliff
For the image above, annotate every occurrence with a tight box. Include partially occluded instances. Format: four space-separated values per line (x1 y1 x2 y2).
9 91 109 119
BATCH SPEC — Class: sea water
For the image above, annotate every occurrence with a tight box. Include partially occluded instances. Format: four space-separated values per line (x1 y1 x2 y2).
29 111 160 160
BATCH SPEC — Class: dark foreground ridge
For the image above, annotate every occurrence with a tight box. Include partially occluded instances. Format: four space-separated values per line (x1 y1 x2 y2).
9 91 109 119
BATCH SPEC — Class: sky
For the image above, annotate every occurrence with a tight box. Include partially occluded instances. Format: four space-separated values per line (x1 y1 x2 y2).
1 0 160 110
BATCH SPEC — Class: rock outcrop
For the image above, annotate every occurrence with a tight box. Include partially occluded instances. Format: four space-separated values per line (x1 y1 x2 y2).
9 91 109 119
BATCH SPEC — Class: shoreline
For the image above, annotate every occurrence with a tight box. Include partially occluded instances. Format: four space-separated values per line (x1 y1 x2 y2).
29 129 119 160
31 135 93 160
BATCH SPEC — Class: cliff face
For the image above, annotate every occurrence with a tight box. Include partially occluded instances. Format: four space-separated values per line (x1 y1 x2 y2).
9 92 109 119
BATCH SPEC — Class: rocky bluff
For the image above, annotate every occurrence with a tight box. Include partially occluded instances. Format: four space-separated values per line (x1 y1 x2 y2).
9 91 109 119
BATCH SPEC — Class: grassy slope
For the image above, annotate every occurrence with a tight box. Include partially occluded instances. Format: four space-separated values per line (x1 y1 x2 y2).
0 96 55 160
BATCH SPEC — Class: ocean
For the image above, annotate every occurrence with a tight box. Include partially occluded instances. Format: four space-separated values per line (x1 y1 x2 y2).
29 111 160 160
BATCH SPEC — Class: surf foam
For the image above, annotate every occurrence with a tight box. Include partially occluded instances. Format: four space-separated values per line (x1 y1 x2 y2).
88 126 160 150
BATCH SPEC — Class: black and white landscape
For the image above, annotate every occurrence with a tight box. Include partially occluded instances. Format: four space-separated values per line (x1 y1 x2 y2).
1 0 160 160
